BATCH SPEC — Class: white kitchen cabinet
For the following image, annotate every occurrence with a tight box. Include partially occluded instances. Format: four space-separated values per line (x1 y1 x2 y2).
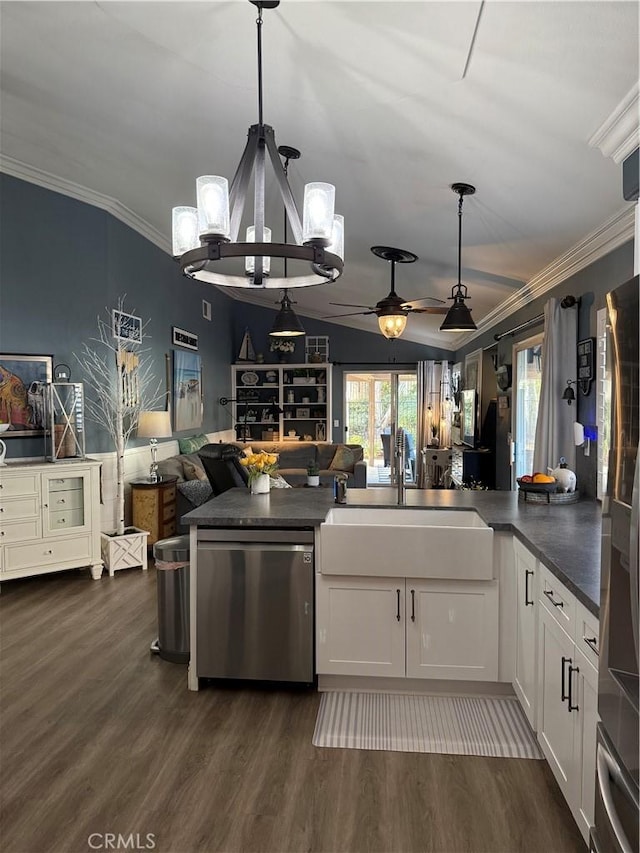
513 539 538 728
316 575 405 677
536 565 600 845
0 460 103 581
406 579 498 680
316 574 498 681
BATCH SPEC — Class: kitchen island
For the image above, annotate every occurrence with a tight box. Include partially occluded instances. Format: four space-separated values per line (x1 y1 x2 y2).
183 487 601 613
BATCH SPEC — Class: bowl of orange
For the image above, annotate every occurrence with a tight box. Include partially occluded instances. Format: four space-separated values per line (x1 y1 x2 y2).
517 473 558 493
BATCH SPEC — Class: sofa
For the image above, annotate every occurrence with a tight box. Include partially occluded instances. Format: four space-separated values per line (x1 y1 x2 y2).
155 438 366 530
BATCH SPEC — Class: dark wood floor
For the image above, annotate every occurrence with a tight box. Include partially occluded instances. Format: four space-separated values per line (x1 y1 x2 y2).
0 567 586 853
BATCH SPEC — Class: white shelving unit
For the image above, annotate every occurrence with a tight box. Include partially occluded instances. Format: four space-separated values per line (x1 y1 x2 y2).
231 363 332 443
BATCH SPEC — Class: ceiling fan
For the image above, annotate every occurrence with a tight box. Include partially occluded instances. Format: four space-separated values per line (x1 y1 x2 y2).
324 246 447 339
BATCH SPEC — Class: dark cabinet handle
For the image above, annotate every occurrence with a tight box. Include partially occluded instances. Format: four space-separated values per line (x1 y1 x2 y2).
396 589 401 622
561 656 570 703
410 589 415 622
525 569 534 606
568 663 579 712
583 636 599 656
544 589 564 608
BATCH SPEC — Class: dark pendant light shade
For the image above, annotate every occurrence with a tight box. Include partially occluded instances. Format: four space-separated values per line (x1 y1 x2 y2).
440 183 478 333
269 290 305 336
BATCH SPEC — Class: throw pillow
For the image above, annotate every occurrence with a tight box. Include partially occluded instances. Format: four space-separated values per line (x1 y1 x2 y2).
178 433 209 454
183 459 207 481
242 445 254 457
156 456 187 482
329 445 356 473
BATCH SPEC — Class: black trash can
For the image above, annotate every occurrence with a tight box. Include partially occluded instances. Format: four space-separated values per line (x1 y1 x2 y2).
152 535 190 663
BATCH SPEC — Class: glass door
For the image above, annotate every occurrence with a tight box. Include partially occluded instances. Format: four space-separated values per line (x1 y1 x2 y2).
512 334 543 486
344 372 417 486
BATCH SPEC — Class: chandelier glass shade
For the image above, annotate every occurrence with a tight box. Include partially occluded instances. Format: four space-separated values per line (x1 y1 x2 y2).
172 2 344 290
440 183 477 333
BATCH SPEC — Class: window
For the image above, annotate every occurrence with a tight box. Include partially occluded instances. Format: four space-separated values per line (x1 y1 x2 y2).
512 334 544 484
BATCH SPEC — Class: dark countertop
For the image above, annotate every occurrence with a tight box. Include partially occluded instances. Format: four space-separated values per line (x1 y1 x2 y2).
183 488 602 617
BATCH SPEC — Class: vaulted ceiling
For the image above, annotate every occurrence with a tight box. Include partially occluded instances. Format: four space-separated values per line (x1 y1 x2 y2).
1 1 637 347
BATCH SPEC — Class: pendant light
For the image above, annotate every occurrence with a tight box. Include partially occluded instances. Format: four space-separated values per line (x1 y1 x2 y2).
440 183 477 332
171 0 344 289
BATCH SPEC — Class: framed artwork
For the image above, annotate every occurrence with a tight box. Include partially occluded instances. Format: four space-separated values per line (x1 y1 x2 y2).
464 349 482 393
0 354 53 436
172 326 198 351
173 350 203 432
112 310 142 343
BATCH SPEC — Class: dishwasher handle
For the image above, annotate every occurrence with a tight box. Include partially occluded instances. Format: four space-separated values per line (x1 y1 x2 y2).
198 541 313 554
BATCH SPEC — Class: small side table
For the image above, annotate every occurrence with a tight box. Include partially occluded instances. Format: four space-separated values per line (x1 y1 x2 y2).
131 477 178 548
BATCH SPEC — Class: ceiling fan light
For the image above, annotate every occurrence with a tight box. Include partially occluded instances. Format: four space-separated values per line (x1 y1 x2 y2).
439 298 477 332
302 182 335 245
269 293 306 337
196 175 230 239
245 225 272 274
378 313 407 339
172 206 199 257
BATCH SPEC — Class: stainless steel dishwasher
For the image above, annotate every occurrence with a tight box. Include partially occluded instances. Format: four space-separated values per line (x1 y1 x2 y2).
195 529 314 683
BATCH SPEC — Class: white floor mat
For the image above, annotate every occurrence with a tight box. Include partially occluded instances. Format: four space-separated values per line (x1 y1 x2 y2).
312 692 543 759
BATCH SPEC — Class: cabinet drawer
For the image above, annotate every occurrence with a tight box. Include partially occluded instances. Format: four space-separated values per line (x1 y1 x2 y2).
162 486 176 506
47 489 84 511
0 495 39 519
0 473 39 497
539 565 575 638
47 476 83 493
575 600 599 670
162 502 176 522
4 535 91 572
161 520 177 538
48 508 85 530
0 518 41 543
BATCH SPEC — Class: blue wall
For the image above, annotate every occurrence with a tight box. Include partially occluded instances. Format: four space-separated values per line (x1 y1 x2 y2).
0 174 235 456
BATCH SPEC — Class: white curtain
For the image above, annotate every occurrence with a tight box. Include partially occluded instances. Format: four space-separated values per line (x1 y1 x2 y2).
532 298 577 473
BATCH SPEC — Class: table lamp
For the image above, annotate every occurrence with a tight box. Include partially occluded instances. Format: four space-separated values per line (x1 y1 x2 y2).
137 410 172 482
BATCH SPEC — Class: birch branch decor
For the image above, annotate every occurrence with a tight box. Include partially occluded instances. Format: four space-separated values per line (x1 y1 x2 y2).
74 297 162 536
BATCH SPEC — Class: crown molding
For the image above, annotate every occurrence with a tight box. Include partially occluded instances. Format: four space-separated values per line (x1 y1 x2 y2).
589 83 639 164
0 154 171 254
459 204 635 347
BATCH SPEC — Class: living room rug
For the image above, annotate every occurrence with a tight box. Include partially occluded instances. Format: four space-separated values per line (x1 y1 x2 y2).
312 692 543 759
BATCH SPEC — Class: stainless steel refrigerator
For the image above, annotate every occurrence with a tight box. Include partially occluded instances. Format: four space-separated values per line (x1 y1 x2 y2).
591 275 639 853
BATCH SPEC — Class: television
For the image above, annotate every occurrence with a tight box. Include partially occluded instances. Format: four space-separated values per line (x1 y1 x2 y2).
460 389 476 448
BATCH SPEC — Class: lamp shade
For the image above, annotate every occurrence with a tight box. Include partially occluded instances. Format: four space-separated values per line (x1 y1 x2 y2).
137 410 172 439
302 182 335 244
172 207 199 257
269 293 305 337
245 225 272 274
327 214 344 260
378 313 407 339
439 295 477 332
196 175 230 239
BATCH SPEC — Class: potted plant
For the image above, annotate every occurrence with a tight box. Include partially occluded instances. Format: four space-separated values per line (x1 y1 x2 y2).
240 450 279 494
75 298 161 576
269 338 295 363
306 459 320 487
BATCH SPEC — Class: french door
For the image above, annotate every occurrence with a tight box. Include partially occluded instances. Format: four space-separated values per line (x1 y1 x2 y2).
344 371 417 485
512 334 544 486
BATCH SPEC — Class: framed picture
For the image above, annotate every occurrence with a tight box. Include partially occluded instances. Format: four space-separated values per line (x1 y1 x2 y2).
296 407 310 418
173 350 203 432
172 326 198 351
0 354 53 436
112 310 142 343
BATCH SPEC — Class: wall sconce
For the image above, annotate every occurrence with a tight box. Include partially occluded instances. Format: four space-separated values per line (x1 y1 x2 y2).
562 380 576 405
137 410 172 482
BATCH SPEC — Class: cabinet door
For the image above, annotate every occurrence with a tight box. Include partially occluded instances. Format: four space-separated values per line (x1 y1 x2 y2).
406 580 498 680
316 575 405 677
41 469 92 536
513 542 538 728
572 648 599 843
537 603 575 801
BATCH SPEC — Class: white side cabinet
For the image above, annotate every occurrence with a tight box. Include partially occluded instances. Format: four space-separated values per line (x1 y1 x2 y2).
536 563 600 845
513 539 538 728
316 574 498 681
0 460 103 581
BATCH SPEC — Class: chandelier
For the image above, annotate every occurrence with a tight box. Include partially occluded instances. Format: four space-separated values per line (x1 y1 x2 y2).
439 183 477 332
171 0 344 289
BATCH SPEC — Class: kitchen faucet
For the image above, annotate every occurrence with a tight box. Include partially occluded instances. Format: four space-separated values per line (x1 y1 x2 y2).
395 428 406 505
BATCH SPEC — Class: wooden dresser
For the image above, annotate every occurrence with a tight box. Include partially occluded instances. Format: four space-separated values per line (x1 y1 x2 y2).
0 459 103 581
131 478 177 547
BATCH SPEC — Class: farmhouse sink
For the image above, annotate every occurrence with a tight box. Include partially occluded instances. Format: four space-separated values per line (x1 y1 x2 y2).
319 508 493 580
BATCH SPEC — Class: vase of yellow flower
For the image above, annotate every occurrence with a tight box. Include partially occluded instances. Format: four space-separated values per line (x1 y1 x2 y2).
240 450 279 494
